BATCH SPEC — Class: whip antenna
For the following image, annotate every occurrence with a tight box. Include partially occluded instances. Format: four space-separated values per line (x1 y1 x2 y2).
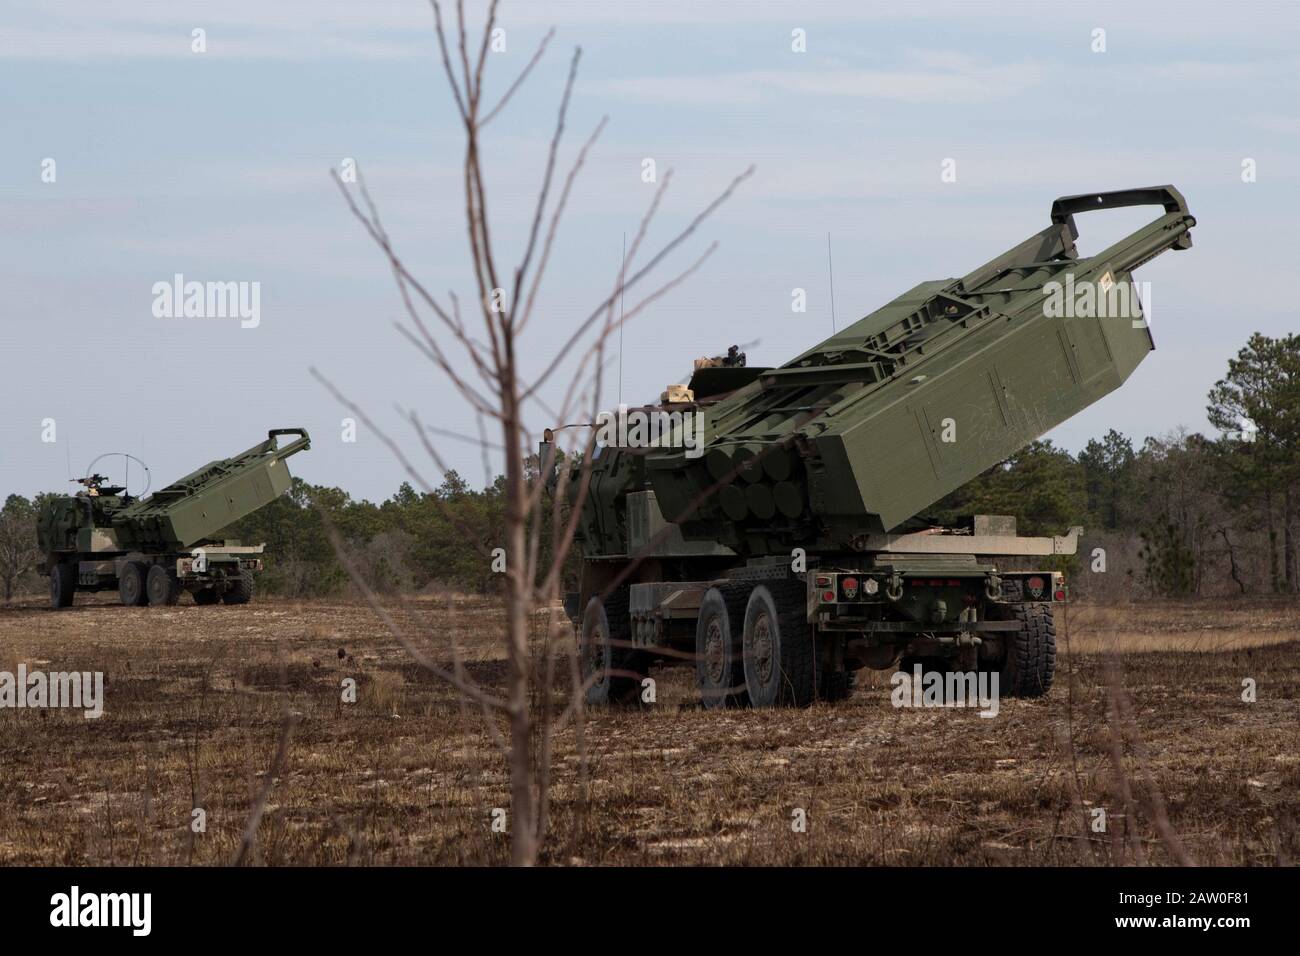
619 231 626 405
827 232 837 333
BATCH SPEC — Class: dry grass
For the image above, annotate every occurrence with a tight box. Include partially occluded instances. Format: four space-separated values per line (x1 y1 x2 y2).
1067 599 1300 653
0 592 1295 866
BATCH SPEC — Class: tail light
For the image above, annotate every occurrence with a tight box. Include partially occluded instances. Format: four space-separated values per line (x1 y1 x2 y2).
841 576 859 599
1026 575 1045 599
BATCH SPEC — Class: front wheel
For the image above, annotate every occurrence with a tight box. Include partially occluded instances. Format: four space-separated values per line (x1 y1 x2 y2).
49 563 76 609
578 588 644 706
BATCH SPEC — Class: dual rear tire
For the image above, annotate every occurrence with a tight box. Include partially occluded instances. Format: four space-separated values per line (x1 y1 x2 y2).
697 580 835 709
118 562 148 606
582 582 1052 709
121 564 253 608
146 565 182 606
580 579 847 710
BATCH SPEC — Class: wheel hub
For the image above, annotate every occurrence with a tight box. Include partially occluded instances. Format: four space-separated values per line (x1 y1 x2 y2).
752 613 775 684
586 624 608 685
704 618 725 683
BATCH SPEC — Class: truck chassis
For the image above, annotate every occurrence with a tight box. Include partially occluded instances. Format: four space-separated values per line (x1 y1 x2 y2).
45 544 263 608
573 514 1070 708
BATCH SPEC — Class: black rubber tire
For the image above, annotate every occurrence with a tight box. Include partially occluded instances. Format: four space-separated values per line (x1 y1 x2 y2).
999 602 1056 698
49 563 76 609
694 584 750 709
579 587 644 706
222 575 254 605
742 580 820 708
146 565 182 606
192 588 220 606
118 562 147 606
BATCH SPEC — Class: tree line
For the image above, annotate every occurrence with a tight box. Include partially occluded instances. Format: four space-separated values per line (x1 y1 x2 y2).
2 332 1297 602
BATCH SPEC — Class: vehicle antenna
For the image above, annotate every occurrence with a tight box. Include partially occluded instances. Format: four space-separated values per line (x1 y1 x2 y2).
827 232 837 333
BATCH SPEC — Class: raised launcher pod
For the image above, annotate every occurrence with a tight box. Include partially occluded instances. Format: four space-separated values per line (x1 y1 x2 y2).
644 186 1196 554
114 429 311 549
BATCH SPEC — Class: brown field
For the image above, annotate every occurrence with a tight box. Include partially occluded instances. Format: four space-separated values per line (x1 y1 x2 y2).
0 593 1296 866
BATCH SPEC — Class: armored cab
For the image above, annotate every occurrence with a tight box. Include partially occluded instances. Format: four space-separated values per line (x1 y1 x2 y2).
38 428 310 609
551 188 1195 709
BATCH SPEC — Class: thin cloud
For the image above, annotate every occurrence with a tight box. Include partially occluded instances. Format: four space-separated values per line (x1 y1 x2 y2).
0 25 426 61
604 60 1045 106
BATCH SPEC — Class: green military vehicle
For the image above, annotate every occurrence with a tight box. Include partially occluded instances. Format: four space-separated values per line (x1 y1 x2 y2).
37 429 310 608
544 187 1195 707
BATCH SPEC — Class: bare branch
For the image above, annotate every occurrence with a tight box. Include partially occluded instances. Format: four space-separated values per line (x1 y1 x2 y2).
515 114 607 335
523 164 755 399
232 711 298 866
429 1 469 122
510 45 581 332
317 505 508 712
423 420 504 451
330 166 499 391
481 27 556 126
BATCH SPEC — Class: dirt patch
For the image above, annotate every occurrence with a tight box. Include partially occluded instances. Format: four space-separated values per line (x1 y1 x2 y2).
0 593 1295 865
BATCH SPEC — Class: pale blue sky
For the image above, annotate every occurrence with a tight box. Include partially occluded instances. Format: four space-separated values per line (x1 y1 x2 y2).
2 0 1297 501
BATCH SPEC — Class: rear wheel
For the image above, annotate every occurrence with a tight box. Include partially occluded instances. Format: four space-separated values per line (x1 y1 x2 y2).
997 602 1056 697
222 575 254 605
694 584 749 709
49 563 76 609
192 588 219 606
118 562 147 606
146 565 182 606
579 587 644 706
742 581 820 708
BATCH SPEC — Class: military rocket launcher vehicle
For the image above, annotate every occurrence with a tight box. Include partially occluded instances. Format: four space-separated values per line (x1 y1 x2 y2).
38 429 310 608
543 187 1195 708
